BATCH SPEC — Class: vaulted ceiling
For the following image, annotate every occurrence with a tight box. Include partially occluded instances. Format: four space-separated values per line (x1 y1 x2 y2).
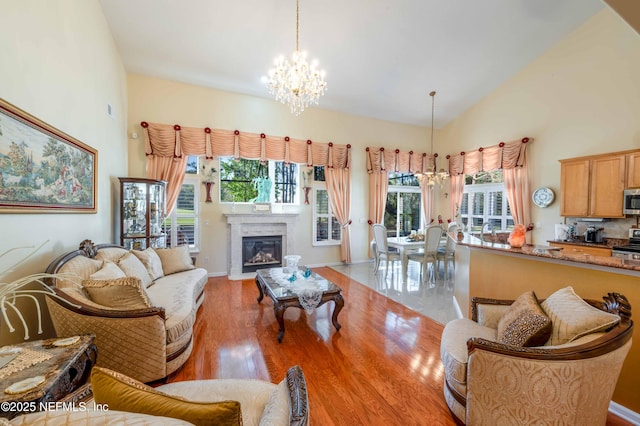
100 0 605 127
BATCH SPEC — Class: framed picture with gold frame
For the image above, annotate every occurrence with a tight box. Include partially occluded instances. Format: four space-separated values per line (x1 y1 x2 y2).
0 98 97 213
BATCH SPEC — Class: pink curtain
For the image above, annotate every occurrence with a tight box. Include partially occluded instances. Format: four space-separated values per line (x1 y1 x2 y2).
449 174 465 221
503 166 532 242
146 155 189 214
419 180 434 226
141 122 351 169
326 168 352 263
368 171 389 257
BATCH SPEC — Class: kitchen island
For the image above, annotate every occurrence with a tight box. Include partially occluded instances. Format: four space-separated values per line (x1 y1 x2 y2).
453 233 639 414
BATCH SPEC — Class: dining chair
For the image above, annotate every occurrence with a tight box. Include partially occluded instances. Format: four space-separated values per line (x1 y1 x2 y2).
372 224 401 276
437 232 456 281
408 225 443 284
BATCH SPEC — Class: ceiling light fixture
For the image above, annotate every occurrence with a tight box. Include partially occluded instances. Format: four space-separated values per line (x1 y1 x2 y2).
417 90 449 187
264 0 327 116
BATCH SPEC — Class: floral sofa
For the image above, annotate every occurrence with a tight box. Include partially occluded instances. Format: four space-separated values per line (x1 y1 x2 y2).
44 239 208 383
440 286 633 425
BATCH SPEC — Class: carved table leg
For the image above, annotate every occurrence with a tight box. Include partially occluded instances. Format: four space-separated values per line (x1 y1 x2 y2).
331 293 344 331
256 277 264 303
274 303 287 343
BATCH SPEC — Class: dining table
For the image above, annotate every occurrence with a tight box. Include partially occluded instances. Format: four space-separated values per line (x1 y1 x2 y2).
386 237 427 282
387 232 449 281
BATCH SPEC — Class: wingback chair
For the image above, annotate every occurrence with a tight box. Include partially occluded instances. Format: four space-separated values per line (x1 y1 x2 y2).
440 288 633 425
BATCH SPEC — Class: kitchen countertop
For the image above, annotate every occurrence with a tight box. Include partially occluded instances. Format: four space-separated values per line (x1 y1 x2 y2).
454 233 640 272
546 238 628 249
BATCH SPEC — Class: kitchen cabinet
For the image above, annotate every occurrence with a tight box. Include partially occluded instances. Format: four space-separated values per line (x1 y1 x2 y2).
119 177 167 250
548 242 612 257
559 154 625 218
626 151 640 188
559 159 590 216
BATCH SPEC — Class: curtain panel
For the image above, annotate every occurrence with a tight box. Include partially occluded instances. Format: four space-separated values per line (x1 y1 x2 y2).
326 168 352 263
446 137 533 234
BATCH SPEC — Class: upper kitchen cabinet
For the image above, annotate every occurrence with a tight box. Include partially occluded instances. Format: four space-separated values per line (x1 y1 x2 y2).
560 158 590 216
560 153 626 218
626 151 640 188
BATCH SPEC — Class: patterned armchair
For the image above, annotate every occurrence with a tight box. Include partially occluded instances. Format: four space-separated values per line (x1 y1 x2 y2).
440 289 633 425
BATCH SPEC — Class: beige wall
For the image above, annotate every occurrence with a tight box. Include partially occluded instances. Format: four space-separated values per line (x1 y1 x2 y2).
437 8 640 242
0 0 128 344
127 74 432 275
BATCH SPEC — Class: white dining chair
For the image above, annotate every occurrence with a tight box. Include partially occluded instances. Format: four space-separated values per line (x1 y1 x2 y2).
407 225 443 284
437 233 456 281
372 224 401 276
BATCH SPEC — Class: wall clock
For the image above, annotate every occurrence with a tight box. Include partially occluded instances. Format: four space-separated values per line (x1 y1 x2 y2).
532 187 555 208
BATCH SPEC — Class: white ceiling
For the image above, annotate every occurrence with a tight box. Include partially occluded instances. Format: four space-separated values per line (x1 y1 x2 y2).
99 0 605 128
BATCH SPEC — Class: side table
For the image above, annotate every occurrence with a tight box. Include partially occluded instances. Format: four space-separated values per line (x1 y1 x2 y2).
0 334 97 420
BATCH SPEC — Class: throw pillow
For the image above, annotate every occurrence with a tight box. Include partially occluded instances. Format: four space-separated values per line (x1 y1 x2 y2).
91 367 242 426
90 261 126 280
541 286 620 346
155 245 195 276
117 252 153 289
497 291 552 347
82 277 152 310
131 248 164 281
259 379 289 426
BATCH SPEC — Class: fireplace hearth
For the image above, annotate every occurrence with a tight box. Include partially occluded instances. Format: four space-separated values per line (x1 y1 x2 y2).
242 235 282 273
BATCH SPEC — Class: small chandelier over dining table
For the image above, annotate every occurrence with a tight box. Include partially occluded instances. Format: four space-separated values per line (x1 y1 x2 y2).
264 0 327 116
416 90 449 187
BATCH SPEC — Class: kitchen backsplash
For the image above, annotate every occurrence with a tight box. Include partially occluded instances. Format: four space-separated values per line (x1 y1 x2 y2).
566 217 638 240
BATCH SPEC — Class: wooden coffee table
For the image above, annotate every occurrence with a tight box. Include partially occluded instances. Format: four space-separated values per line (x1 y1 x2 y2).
255 268 344 342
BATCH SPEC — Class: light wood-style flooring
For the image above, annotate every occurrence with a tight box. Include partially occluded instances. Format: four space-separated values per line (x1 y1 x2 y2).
168 267 631 426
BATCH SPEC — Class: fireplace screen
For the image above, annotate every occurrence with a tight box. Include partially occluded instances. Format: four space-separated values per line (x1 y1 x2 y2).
242 235 282 273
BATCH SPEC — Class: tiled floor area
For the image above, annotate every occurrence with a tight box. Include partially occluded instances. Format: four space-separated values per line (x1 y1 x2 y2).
330 258 460 325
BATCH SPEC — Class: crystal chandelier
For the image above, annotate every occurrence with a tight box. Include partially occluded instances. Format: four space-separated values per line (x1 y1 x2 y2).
417 90 449 187
265 0 327 116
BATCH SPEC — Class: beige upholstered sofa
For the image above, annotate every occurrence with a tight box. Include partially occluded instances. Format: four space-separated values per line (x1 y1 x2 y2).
44 240 208 383
9 365 310 426
440 287 633 425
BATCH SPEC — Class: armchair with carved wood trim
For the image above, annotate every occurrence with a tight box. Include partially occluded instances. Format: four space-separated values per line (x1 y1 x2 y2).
440 291 633 425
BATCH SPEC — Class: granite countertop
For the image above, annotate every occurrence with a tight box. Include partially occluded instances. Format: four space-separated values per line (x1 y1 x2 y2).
454 233 640 272
546 238 629 249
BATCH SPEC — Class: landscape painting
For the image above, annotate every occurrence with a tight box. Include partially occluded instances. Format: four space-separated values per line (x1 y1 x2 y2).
0 99 97 213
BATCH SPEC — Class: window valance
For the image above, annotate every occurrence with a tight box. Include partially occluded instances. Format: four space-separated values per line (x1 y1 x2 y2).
365 147 438 174
140 122 351 169
446 137 532 176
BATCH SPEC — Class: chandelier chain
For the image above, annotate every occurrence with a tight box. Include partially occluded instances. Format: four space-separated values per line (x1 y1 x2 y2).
416 90 449 188
296 0 299 52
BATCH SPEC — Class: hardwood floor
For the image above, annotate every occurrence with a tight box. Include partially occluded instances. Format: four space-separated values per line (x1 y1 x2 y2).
168 267 632 426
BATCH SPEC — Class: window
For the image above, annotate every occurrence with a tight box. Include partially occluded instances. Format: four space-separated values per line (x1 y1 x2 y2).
219 157 298 203
164 176 200 251
313 166 341 245
459 171 513 232
384 172 422 237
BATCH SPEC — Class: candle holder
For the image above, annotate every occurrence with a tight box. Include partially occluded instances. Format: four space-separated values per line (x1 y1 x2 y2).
203 182 214 203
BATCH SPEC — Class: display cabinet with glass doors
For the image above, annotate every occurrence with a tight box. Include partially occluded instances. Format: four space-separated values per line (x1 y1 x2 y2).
119 177 167 250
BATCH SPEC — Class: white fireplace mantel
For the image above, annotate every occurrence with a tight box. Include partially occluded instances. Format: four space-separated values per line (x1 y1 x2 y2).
225 213 298 280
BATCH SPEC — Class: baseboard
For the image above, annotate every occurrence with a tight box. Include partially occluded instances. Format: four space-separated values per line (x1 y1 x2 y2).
207 271 227 278
452 295 464 319
609 401 640 424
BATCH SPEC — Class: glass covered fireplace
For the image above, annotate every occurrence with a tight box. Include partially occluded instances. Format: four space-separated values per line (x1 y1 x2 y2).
242 235 283 273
